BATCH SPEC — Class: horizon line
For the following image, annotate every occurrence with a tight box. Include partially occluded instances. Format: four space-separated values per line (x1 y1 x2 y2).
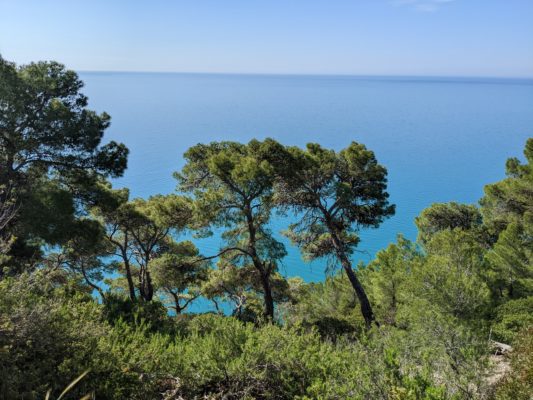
76 69 533 81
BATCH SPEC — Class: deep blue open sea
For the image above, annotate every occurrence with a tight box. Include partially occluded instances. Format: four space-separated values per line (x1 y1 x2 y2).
79 72 533 311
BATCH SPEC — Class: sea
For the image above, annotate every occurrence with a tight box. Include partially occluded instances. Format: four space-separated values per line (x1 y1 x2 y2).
79 72 533 312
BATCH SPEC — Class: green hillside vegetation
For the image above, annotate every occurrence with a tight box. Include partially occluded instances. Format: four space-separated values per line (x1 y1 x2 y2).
1 57 531 399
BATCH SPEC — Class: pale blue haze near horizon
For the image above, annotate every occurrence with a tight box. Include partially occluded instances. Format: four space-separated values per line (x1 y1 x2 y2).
1 0 533 77
76 72 533 312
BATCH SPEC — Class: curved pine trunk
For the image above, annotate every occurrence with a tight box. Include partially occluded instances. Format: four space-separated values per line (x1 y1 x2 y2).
139 267 154 301
341 258 376 329
260 273 275 321
330 231 376 329
124 260 137 301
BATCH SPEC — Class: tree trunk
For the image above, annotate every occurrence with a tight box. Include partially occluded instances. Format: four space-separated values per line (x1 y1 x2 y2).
342 260 376 329
80 262 106 301
115 233 136 301
121 249 136 301
243 203 275 322
145 270 154 301
170 291 182 314
260 272 275 321
330 232 377 329
139 266 154 301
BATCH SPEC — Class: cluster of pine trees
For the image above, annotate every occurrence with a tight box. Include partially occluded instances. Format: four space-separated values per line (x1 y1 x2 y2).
1 57 531 399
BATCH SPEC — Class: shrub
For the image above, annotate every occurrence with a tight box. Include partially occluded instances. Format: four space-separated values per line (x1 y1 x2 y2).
494 327 533 399
491 297 533 344
0 273 110 399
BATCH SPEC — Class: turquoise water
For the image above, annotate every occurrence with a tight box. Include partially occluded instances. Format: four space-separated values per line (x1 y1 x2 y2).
79 72 533 310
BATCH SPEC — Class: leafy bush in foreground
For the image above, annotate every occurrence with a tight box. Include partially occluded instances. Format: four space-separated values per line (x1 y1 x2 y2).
94 312 488 399
491 297 533 344
494 327 533 400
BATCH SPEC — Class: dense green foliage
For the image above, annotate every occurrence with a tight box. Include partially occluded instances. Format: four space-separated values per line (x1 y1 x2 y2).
0 56 128 276
267 140 395 327
0 57 531 399
175 140 289 321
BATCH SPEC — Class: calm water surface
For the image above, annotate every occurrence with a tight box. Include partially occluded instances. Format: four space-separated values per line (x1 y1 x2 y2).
79 72 533 310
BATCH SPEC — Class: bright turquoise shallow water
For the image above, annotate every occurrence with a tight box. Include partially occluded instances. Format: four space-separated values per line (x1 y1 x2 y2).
79 72 533 311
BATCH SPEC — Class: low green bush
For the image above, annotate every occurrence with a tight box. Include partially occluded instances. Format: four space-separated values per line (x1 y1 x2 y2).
491 297 533 344
494 327 533 399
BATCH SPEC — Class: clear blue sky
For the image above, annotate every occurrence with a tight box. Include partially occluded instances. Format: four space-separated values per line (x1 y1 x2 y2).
1 0 532 77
